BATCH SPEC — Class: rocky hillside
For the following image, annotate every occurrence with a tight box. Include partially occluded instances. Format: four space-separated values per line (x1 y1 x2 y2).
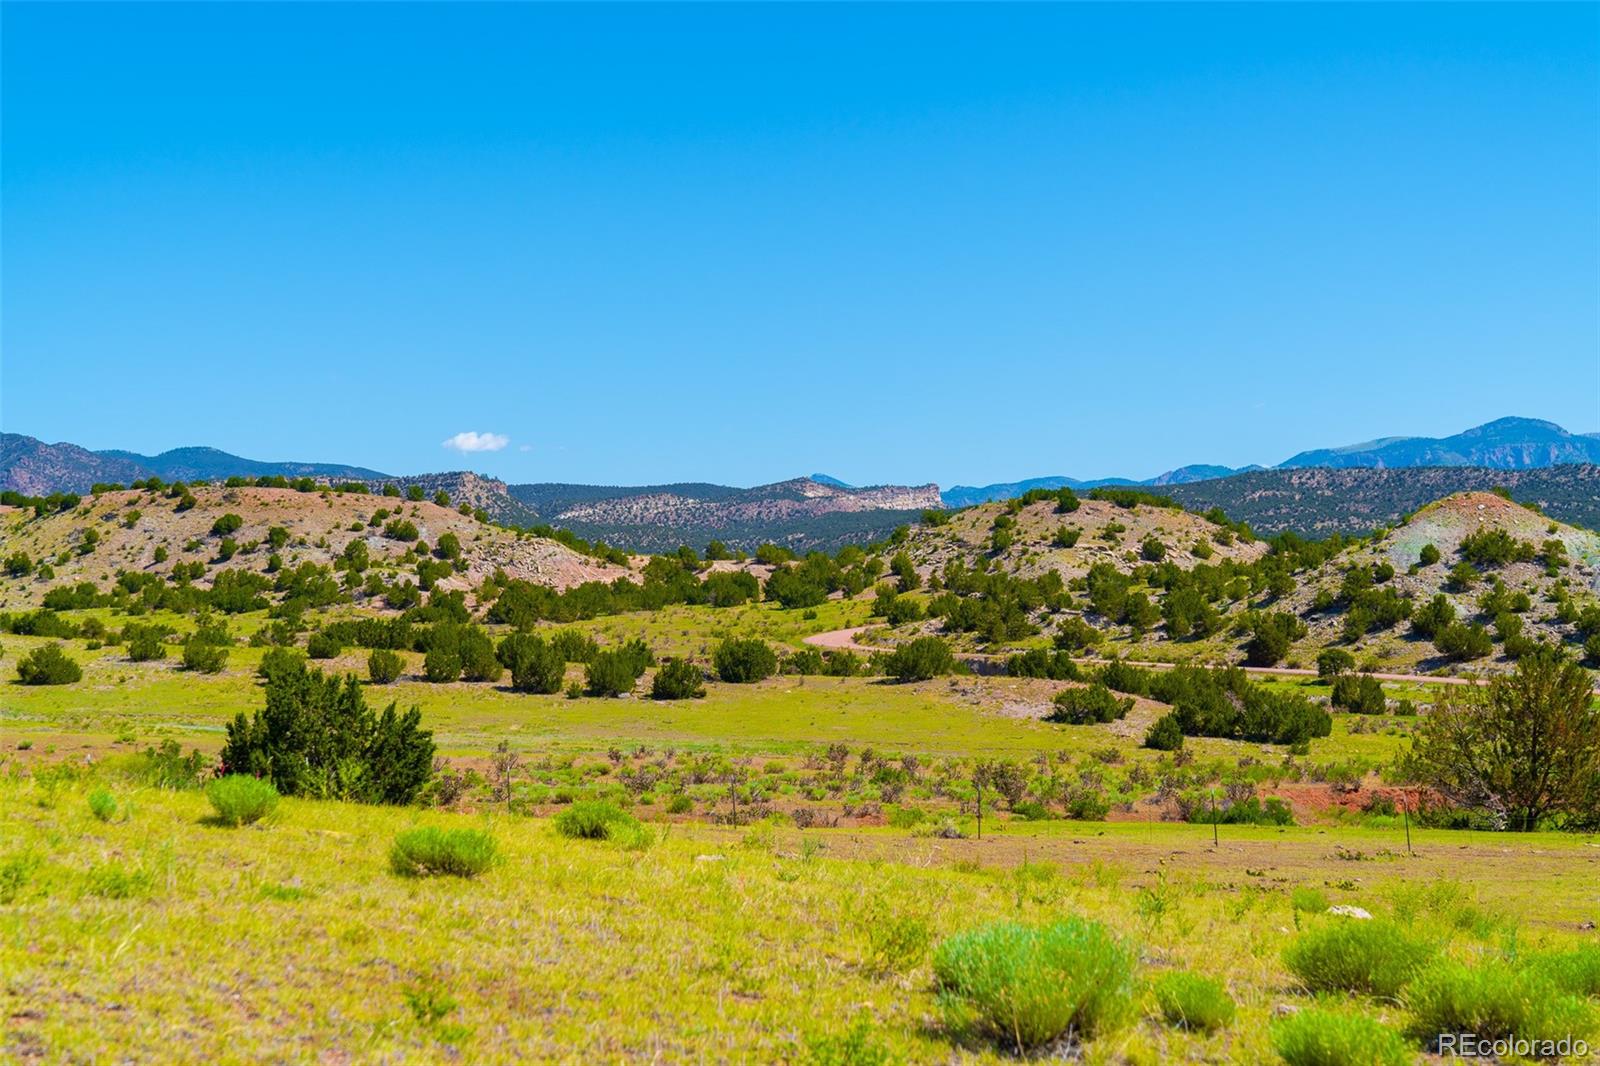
1255 491 1600 672
1165 465 1600 535
1 435 950 554
0 436 149 496
0 486 632 611
509 477 943 553
872 487 1599 677
902 493 1268 583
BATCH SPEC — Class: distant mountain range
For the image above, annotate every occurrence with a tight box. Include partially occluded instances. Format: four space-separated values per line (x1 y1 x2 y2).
5 417 1599 547
1163 464 1600 536
942 417 1599 507
0 436 388 496
503 478 940 552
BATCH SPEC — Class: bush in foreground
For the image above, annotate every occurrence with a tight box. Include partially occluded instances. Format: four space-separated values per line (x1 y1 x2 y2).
16 644 82 685
389 827 497 878
221 662 434 805
1283 918 1434 999
205 775 280 827
1151 971 1235 1032
1272 1008 1412 1066
931 918 1135 1053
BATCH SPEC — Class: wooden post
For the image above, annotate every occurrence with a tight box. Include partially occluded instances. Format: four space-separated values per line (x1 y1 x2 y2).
1403 790 1413 856
975 778 984 840
1211 791 1219 848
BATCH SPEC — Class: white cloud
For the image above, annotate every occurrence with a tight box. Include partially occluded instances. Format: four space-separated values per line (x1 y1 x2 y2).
442 431 509 453
518 444 532 453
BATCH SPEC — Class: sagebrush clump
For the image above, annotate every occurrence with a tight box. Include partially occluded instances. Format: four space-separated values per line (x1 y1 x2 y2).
1403 959 1597 1050
389 827 497 878
1272 1008 1412 1066
1283 917 1433 998
554 800 640 841
1152 971 1235 1032
205 775 280 827
931 918 1135 1053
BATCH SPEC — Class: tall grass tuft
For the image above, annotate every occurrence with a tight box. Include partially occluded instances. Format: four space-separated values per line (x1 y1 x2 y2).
1272 1008 1412 1066
1152 971 1235 1032
1404 959 1597 1050
87 787 119 822
553 800 640 841
389 827 497 878
1527 944 1600 998
931 918 1136 1053
1283 918 1433 998
805 1013 893 1066
205 775 279 827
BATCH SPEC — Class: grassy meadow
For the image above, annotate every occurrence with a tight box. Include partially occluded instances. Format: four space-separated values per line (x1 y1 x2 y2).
4 774 1599 1064
4 600 1599 1063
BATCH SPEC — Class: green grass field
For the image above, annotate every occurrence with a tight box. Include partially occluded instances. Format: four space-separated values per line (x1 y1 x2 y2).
4 776 1597 1063
4 602 1598 1063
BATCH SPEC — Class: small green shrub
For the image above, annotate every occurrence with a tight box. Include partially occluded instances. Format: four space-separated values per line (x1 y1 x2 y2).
367 648 403 685
650 657 706 700
87 787 119 822
129 739 209 789
1284 918 1434 998
1404 959 1596 1051
553 800 640 841
1291 886 1330 913
256 646 305 679
713 638 777 683
1152 971 1235 1032
1144 712 1184 751
1047 683 1133 725
931 918 1136 1052
664 793 693 814
584 651 640 696
205 774 280 827
880 636 956 682
861 906 931 976
389 827 498 878
805 1013 893 1066
306 630 343 660
16 643 82 685
1272 1008 1412 1066
85 861 154 899
1528 944 1600 997
0 855 36 904
182 640 228 674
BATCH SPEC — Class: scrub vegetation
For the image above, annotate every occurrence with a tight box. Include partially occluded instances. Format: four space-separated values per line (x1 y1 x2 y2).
3 480 1599 1061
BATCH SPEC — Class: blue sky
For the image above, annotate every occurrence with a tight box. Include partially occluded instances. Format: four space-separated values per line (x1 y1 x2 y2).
3 3 1596 487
